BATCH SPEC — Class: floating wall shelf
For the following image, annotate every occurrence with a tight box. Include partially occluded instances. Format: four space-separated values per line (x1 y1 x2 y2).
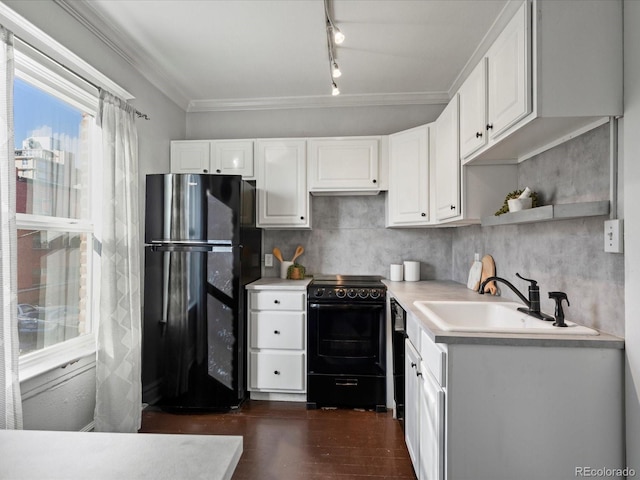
481 200 610 227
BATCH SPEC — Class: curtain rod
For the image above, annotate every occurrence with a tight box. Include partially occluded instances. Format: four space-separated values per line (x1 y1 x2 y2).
15 36 150 120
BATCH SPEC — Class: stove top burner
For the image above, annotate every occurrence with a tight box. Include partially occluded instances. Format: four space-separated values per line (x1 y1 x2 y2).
308 275 386 303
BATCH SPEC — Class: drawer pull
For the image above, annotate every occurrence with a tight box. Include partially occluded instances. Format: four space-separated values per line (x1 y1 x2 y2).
336 378 358 387
274 370 281 375
274 330 281 335
274 299 280 304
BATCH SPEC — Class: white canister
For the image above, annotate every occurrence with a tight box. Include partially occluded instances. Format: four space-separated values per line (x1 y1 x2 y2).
280 261 293 279
389 264 404 282
403 261 420 281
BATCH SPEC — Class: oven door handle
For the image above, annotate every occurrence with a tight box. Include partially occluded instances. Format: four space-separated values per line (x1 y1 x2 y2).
335 378 359 387
308 303 384 310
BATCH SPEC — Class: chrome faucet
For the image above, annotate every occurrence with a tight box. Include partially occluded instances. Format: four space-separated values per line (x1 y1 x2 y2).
479 273 554 321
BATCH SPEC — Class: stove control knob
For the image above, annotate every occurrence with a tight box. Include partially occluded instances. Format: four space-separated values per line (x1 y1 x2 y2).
370 289 381 299
336 288 346 298
358 289 368 298
314 288 325 297
347 289 357 299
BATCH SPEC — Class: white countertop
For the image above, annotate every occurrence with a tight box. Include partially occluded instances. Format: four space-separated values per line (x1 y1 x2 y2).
385 280 624 349
246 277 312 290
0 430 242 480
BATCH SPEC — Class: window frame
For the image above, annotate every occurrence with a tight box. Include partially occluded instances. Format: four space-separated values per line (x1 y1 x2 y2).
14 47 100 382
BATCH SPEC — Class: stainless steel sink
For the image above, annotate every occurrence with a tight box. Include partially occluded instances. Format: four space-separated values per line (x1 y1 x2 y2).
413 301 599 335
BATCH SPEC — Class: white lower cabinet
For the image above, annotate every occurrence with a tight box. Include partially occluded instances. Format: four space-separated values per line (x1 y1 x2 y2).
246 281 308 402
405 316 445 480
249 351 305 391
404 312 624 480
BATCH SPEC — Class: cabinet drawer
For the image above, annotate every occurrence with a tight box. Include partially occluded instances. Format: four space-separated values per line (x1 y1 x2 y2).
250 312 305 349
249 291 305 311
250 351 305 391
420 329 446 387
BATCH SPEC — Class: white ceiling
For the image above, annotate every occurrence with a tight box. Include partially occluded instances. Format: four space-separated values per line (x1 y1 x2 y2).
56 0 515 112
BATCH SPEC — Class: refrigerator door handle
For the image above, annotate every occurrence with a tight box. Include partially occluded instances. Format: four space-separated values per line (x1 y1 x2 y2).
161 251 170 329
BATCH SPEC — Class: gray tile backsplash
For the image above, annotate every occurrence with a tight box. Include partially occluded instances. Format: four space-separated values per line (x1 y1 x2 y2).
263 194 454 280
262 123 624 337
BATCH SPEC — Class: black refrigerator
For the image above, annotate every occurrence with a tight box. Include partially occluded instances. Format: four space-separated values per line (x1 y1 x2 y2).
142 173 261 410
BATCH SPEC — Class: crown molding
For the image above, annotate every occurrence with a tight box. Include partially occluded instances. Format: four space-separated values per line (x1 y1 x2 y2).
53 0 191 110
0 2 132 100
188 91 450 113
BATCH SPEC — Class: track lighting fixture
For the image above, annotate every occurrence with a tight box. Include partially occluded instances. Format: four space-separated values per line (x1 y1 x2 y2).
332 61 342 78
324 0 344 95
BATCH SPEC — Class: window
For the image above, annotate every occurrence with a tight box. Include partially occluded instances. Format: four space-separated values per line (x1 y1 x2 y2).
14 64 97 358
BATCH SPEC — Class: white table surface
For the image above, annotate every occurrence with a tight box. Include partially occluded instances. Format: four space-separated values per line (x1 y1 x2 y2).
0 430 242 480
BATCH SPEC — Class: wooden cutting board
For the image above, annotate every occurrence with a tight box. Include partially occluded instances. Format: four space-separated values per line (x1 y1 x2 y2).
480 255 498 295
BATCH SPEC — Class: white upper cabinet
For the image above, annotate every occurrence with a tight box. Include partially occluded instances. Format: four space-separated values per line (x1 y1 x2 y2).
211 140 254 177
170 140 255 178
256 139 310 229
387 125 430 227
307 137 380 194
434 95 460 222
434 95 518 225
459 59 488 160
170 141 210 174
486 0 530 141
463 0 622 164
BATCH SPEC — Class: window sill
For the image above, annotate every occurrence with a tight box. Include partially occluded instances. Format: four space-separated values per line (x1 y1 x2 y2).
19 334 96 383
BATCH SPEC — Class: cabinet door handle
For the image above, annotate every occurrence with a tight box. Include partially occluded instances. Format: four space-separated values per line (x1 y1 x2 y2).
300 216 305 220
476 132 483 138
450 205 456 210
486 123 494 131
411 362 417 369
274 330 280 335
421 212 426 217
274 299 280 304
274 370 280 375
203 169 208 173
216 169 221 173
372 179 377 184
416 371 422 378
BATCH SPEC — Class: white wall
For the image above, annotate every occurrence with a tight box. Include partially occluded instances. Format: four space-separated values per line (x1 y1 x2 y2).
2 0 186 430
624 0 640 470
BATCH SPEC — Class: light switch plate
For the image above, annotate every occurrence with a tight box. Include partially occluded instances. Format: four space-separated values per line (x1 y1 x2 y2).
264 253 274 267
604 219 623 253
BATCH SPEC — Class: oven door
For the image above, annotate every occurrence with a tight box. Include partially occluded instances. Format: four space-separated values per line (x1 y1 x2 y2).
307 302 386 375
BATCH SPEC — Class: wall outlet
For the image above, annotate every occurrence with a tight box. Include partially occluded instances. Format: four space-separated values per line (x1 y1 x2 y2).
264 253 274 267
604 219 623 253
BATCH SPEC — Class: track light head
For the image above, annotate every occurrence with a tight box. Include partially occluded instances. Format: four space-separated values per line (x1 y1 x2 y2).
332 62 342 78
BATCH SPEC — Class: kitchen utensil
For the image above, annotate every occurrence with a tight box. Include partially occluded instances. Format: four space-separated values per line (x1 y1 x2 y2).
273 247 284 263
480 255 498 295
467 253 483 290
507 197 532 212
291 245 304 262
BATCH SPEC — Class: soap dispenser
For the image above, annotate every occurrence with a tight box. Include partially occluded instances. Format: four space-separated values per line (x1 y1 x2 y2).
548 291 570 327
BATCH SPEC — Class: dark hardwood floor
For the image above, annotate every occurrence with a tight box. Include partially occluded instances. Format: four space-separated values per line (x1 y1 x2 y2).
140 400 416 480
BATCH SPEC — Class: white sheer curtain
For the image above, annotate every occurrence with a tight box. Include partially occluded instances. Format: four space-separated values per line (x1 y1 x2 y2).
94 89 142 433
0 24 22 430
